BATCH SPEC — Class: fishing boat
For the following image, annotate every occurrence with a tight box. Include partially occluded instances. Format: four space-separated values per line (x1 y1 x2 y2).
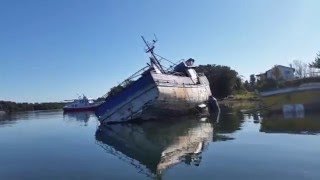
96 37 214 124
260 82 320 113
63 95 102 112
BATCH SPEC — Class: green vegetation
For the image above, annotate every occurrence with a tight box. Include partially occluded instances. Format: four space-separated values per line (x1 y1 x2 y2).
230 92 259 101
309 51 320 68
0 101 66 113
107 84 126 97
256 78 280 91
195 64 261 102
250 74 256 89
196 64 241 99
219 96 262 114
255 76 320 92
105 80 134 99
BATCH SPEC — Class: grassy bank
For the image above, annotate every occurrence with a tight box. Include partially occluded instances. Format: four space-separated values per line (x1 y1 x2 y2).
219 92 260 103
218 92 262 113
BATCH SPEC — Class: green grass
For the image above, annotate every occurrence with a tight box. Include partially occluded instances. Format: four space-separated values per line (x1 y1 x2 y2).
219 91 262 112
232 92 259 100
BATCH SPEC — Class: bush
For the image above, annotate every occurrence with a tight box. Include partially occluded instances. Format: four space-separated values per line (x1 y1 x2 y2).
256 79 279 91
196 64 239 99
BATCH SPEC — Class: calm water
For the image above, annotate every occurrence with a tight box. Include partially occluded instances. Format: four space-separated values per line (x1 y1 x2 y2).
0 107 319 180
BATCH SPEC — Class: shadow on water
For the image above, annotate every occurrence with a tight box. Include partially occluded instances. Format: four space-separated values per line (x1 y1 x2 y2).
95 111 235 179
0 113 13 126
260 112 320 135
215 105 246 133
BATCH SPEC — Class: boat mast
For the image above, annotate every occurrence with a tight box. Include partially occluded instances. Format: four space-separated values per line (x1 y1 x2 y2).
141 36 165 73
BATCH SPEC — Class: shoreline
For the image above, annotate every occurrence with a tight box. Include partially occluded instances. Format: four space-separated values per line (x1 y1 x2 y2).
218 98 260 104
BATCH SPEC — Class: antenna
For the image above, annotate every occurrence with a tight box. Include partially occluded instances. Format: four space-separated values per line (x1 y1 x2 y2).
141 35 164 73
141 36 156 53
153 34 158 43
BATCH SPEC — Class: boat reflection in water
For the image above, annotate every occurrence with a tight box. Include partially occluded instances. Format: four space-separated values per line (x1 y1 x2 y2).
63 111 94 126
0 113 13 127
260 112 320 135
95 113 227 177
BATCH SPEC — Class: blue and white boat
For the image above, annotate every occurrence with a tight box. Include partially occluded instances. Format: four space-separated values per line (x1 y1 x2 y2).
96 37 213 124
63 95 102 112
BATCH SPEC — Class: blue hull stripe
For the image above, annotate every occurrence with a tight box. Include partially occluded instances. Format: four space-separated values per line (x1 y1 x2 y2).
95 74 154 117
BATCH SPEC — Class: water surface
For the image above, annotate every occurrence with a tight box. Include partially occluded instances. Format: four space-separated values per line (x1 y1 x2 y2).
0 108 319 180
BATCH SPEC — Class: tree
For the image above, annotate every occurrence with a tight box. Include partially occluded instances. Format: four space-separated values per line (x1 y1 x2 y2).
106 80 134 98
250 74 256 88
196 64 238 98
0 101 65 112
307 66 319 77
292 60 308 78
309 51 320 68
256 79 279 91
107 85 125 97
244 80 250 91
234 76 245 92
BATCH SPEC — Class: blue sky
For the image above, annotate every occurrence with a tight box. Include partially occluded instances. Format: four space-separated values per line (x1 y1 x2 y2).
1 0 319 102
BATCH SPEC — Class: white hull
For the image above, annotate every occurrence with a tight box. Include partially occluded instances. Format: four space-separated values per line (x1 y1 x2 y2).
98 73 212 124
96 46 213 123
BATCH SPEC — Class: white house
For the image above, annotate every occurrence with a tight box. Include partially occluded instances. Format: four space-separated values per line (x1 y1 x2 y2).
256 65 295 81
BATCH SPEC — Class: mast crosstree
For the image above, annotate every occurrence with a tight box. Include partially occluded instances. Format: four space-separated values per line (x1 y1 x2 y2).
141 36 165 73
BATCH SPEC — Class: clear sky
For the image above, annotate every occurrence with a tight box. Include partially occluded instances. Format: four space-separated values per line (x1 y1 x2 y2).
1 0 320 102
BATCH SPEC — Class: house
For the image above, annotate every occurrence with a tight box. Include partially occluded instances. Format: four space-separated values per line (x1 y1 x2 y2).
256 65 295 81
256 73 267 81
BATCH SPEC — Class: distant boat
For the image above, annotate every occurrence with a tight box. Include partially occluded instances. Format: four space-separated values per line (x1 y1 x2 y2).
63 95 103 112
96 37 213 124
0 111 5 116
0 104 5 116
260 82 320 113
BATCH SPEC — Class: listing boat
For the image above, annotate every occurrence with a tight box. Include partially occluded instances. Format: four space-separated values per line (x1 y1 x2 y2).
63 95 102 112
96 37 213 124
260 83 320 113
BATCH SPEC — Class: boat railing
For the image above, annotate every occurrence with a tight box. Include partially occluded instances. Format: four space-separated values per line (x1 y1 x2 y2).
100 57 186 100
100 66 150 99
